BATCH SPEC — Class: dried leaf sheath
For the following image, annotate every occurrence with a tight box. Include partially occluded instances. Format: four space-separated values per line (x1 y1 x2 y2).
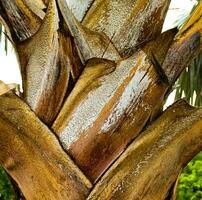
83 0 138 38
87 100 202 200
0 0 41 41
57 0 121 63
53 55 164 182
0 92 92 200
162 12 202 85
83 0 171 56
0 0 201 199
0 81 12 95
17 0 75 125
52 30 177 182
22 0 46 19
113 0 171 56
163 32 201 85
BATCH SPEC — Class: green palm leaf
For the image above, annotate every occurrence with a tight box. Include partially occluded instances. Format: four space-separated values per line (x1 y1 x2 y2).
175 52 202 107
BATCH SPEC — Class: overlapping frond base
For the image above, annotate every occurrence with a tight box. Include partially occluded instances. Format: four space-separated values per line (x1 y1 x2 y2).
0 0 202 199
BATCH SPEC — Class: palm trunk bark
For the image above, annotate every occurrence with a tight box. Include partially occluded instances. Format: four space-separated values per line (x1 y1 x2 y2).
0 0 202 199
0 89 92 200
87 100 202 200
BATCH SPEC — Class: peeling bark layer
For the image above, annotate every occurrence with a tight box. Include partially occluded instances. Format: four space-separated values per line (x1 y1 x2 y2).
87 100 202 200
0 92 92 200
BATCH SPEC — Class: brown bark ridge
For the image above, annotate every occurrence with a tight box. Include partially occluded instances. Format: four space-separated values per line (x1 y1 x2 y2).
52 29 178 182
87 100 202 200
57 0 121 63
0 92 92 200
83 0 171 56
17 0 82 126
162 31 201 85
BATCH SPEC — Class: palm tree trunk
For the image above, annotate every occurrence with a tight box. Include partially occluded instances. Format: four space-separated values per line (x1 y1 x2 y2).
0 0 202 199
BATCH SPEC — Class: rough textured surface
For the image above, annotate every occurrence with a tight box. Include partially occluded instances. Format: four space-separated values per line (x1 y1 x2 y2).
0 92 92 200
17 0 80 125
163 32 201 84
0 0 41 41
52 30 176 182
83 0 138 38
23 0 46 19
66 0 94 22
87 100 202 200
83 0 171 56
57 0 120 63
0 0 202 199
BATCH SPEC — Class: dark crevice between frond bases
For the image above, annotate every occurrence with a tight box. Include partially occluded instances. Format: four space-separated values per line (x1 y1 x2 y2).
9 175 26 200
139 64 153 84
164 181 176 200
150 52 169 85
42 7 47 13
175 50 202 107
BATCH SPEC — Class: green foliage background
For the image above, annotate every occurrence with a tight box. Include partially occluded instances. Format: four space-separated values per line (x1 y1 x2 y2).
0 167 16 200
177 152 202 200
